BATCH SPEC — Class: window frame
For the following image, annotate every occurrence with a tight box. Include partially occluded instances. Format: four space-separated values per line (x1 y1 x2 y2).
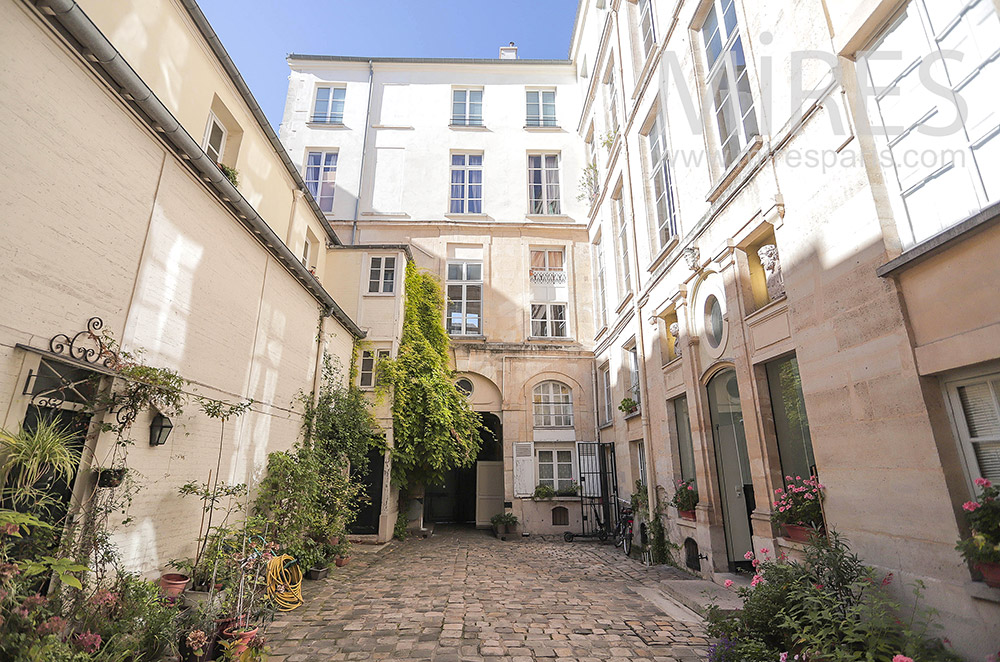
612 193 632 297
625 343 641 408
698 0 759 169
449 152 484 214
312 85 347 125
604 63 620 133
533 381 574 428
525 88 558 127
600 363 613 425
202 112 227 163
359 348 391 389
647 111 680 248
536 446 576 492
367 255 397 295
451 88 484 126
446 260 484 336
592 237 608 329
944 369 1000 490
527 153 562 215
530 248 565 273
530 303 569 339
304 150 339 213
637 0 657 59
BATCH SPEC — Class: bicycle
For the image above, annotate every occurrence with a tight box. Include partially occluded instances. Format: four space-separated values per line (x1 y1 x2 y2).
614 503 634 556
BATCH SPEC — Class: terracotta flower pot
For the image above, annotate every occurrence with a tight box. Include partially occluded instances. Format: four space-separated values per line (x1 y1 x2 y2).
335 556 350 567
781 524 813 543
975 561 1000 588
222 625 258 656
158 572 189 598
678 509 696 521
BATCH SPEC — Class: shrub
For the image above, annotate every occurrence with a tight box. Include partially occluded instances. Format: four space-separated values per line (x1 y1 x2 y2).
956 478 1000 564
533 484 556 499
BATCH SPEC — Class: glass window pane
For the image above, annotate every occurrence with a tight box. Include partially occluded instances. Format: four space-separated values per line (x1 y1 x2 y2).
466 263 482 281
766 356 816 480
447 263 463 281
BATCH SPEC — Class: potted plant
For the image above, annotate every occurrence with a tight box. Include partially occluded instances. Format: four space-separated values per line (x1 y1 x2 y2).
332 535 351 567
956 478 1000 588
490 512 518 538
158 571 189 599
670 478 698 521
618 397 638 416
300 547 328 580
95 466 127 488
771 474 825 542
556 481 579 497
533 484 556 500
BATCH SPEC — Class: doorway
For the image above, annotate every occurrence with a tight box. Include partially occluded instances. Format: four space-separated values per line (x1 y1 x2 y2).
348 444 385 535
424 412 502 524
706 368 755 571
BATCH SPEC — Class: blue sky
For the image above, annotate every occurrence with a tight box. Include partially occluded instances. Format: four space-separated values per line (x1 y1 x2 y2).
199 1 580 130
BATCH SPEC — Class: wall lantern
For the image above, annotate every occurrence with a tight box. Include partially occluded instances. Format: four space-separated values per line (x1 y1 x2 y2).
149 412 173 446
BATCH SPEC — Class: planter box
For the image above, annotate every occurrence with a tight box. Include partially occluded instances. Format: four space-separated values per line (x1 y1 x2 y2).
678 509 696 521
306 566 329 580
780 524 819 543
975 561 1000 588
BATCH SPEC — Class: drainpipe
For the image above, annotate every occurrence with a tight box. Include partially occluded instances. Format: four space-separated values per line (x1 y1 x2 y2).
351 60 375 245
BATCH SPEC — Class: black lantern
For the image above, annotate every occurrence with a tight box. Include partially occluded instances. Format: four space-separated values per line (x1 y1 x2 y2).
149 412 173 446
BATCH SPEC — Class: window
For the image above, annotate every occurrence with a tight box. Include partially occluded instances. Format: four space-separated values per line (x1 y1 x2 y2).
704 295 724 348
368 256 397 294
605 66 620 132
359 349 390 388
648 113 679 247
305 151 338 212
312 86 346 124
300 236 312 268
530 249 564 273
452 89 483 126
947 371 1000 485
533 381 574 427
551 506 569 525
625 344 641 407
450 154 483 214
600 364 613 424
700 0 758 167
765 355 816 482
537 449 575 491
858 0 1000 248
531 304 568 338
203 113 227 162
528 154 561 214
673 396 696 484
592 238 608 329
613 195 631 296
526 89 557 127
636 441 647 487
446 261 483 335
638 0 656 58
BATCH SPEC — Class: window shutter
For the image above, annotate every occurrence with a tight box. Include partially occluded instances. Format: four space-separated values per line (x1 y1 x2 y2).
954 377 1000 484
513 442 535 497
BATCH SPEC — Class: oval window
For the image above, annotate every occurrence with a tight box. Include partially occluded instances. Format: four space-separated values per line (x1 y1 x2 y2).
455 378 474 396
705 295 723 348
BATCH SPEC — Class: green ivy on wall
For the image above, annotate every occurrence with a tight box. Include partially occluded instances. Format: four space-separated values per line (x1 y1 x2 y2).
380 262 482 489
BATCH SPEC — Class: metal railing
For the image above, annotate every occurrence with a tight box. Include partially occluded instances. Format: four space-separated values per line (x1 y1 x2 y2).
529 269 567 285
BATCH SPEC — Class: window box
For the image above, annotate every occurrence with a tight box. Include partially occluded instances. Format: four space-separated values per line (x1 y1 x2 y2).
677 509 696 521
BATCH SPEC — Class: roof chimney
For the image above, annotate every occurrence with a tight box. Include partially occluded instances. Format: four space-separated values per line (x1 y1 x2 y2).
499 41 518 59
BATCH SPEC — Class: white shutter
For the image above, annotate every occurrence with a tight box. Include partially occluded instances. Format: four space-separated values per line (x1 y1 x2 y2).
513 442 535 497
950 375 1000 484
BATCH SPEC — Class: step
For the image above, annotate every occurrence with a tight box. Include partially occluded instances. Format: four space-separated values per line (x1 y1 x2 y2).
659 578 743 616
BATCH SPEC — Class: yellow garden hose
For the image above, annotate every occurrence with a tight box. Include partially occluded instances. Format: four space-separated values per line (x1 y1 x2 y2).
266 555 303 611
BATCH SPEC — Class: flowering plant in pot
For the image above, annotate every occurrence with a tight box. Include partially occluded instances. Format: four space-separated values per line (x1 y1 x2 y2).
618 397 639 416
770 474 824 542
669 479 698 520
955 477 1000 587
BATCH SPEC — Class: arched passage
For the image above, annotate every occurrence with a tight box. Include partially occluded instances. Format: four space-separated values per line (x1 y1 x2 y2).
424 411 503 525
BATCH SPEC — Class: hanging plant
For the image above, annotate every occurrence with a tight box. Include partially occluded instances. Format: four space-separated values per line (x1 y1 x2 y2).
378 262 482 489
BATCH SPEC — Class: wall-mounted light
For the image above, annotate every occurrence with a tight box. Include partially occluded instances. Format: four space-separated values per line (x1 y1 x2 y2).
149 412 173 446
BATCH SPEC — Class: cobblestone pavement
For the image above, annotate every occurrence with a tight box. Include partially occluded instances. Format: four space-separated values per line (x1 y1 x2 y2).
268 527 711 662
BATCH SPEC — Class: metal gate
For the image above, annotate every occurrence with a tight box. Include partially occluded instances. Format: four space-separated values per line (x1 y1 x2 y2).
566 441 618 541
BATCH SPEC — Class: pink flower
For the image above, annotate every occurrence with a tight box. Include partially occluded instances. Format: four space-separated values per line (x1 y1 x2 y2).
74 631 102 654
1 522 19 536
744 550 755 560
963 501 981 512
892 656 914 662
750 574 763 587
687 485 694 490
974 478 992 487
36 616 66 636
759 547 770 554
724 579 734 588
779 653 788 662
815 583 824 590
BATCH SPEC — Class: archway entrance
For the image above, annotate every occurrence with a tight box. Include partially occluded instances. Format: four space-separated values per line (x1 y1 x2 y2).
706 368 755 571
424 412 501 525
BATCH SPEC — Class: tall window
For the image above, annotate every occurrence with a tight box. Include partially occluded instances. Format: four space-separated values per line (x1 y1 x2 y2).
359 349 390 388
528 154 561 214
450 153 483 214
537 449 574 491
649 113 679 247
635 441 647 487
446 261 483 335
625 344 641 407
452 89 483 126
203 113 226 163
673 396 696 484
701 0 758 167
947 371 1000 485
600 364 613 424
300 235 313 268
533 381 573 427
530 249 564 274
638 0 656 58
312 86 346 124
530 304 568 338
526 89 557 127
765 355 816 482
305 151 338 212
613 195 631 296
859 0 1000 248
605 67 620 132
592 238 608 329
368 256 396 294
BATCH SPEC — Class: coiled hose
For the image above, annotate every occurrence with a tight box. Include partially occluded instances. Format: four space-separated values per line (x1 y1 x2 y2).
266 555 303 611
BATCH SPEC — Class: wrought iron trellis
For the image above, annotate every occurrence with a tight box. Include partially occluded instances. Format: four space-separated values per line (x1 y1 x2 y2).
21 317 118 410
565 441 618 542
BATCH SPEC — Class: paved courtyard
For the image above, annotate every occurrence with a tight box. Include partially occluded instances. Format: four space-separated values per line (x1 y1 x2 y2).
268 527 711 662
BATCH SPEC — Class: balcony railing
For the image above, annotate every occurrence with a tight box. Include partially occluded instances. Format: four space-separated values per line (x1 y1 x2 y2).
530 269 567 285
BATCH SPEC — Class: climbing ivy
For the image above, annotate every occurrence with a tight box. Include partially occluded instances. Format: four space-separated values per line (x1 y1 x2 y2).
380 262 482 488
